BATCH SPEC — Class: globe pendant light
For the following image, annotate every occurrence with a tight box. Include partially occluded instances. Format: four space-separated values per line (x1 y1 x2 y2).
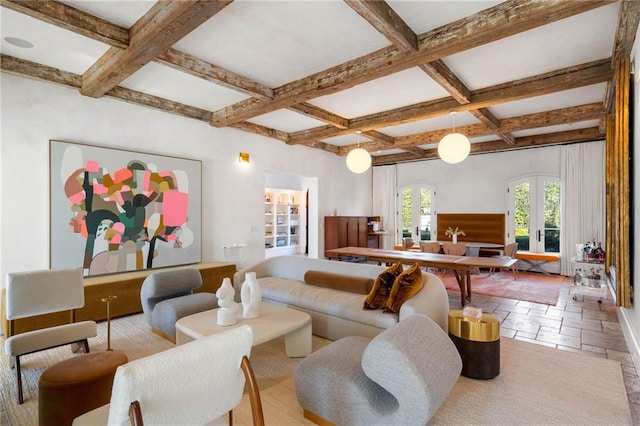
346 130 371 173
438 111 470 164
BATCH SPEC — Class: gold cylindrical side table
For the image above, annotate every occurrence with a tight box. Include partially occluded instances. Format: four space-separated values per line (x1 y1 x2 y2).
448 309 500 379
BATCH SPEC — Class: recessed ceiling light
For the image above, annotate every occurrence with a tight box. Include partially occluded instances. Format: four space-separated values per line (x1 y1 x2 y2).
4 36 33 49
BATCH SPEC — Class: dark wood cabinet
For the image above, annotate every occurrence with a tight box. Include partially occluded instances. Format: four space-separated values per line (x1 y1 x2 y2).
325 216 382 257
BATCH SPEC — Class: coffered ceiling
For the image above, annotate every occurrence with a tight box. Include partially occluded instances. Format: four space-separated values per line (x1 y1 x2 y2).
2 1 639 165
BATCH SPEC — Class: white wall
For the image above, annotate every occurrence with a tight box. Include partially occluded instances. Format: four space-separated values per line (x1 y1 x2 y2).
0 74 372 282
397 147 560 214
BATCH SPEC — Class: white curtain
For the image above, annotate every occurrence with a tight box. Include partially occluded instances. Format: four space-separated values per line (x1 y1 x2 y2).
372 165 397 250
560 141 605 276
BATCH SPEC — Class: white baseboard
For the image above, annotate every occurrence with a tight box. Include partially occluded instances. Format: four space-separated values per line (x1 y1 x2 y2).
617 307 640 371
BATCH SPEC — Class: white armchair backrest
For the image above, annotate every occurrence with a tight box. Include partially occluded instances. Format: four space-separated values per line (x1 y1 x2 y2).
6 267 85 320
107 325 253 425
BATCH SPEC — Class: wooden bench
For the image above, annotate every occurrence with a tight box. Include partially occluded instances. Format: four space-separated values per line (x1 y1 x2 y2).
515 252 560 275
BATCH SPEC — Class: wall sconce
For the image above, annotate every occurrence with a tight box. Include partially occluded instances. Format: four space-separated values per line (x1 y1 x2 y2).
239 152 250 164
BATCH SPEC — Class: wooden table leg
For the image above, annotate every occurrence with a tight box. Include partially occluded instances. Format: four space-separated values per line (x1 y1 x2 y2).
454 271 466 306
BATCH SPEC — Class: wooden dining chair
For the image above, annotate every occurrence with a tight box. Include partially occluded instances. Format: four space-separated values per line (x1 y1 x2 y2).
402 237 415 250
419 241 441 254
489 242 519 280
442 242 467 256
441 242 467 276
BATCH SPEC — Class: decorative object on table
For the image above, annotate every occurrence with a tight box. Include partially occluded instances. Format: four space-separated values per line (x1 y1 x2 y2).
215 278 239 326
241 272 262 319
101 295 117 351
463 305 483 321
445 226 465 244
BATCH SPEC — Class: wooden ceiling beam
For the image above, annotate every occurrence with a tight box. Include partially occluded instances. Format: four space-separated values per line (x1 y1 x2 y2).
230 122 289 143
419 60 471 104
287 104 349 129
81 1 233 98
289 59 611 144
372 127 605 165
0 0 129 48
340 102 603 152
605 0 640 113
345 0 418 51
1 54 80 87
612 0 640 63
156 48 273 100
209 0 610 127
1 1 278 102
362 130 394 145
1 54 213 122
469 108 516 145
346 0 511 149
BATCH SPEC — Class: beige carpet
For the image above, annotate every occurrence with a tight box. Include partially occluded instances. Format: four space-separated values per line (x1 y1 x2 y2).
1 314 632 426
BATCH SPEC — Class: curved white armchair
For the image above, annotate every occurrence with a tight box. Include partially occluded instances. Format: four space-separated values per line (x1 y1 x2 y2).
74 325 264 426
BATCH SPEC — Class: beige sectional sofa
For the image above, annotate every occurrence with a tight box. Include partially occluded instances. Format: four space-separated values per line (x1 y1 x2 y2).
233 256 449 341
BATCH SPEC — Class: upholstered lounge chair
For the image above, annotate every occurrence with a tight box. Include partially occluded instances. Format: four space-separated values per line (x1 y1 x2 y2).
73 325 264 426
140 268 218 342
294 314 462 425
4 267 97 404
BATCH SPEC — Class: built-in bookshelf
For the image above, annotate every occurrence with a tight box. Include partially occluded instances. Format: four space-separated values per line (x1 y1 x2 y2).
264 188 304 257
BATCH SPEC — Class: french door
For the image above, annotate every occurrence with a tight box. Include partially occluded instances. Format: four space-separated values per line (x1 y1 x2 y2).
508 175 561 253
398 184 436 243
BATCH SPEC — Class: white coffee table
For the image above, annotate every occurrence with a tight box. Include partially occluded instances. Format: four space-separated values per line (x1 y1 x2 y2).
175 301 312 357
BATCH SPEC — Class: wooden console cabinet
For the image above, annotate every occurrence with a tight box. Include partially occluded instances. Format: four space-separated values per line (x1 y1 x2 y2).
1 262 236 337
325 216 382 258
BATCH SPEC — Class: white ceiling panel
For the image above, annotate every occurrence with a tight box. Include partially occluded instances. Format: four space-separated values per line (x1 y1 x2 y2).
1 8 109 74
173 1 390 88
60 0 154 27
119 62 250 111
491 84 607 119
444 2 619 90
390 0 503 34
248 109 326 133
309 67 450 118
512 120 602 138
379 110 480 138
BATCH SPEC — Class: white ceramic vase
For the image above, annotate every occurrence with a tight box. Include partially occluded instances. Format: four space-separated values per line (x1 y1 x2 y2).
215 277 239 326
453 234 458 244
241 272 262 319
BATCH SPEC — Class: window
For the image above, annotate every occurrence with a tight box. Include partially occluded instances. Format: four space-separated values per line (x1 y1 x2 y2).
398 184 436 242
509 176 560 253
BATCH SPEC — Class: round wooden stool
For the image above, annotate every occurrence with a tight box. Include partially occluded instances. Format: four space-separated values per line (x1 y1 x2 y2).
38 351 128 426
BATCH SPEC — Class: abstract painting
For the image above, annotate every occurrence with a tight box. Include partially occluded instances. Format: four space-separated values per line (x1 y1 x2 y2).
50 140 202 276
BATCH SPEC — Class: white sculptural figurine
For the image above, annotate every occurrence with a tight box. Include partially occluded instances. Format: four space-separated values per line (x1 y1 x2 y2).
216 278 239 326
241 272 262 319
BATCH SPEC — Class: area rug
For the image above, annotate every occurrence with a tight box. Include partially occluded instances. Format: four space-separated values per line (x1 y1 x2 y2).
440 270 566 306
2 314 632 426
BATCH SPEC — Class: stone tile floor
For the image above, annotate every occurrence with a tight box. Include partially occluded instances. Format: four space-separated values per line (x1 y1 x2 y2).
447 273 640 423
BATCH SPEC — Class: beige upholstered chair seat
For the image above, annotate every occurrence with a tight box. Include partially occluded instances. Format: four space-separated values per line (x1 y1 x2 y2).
4 267 97 404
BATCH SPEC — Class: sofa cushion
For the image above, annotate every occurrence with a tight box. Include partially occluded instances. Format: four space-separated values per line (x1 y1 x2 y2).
363 263 403 310
385 263 423 313
259 277 398 330
303 270 374 295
